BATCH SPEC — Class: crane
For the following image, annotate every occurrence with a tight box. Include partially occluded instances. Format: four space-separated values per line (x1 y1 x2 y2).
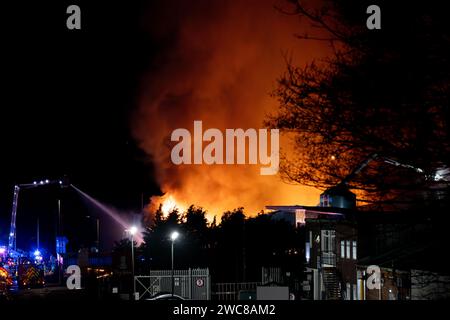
338 153 423 187
7 178 69 256
321 153 424 208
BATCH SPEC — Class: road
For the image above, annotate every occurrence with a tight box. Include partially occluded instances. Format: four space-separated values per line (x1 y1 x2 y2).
8 285 88 301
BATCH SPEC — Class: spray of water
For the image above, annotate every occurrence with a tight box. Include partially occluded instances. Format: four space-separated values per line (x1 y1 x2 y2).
71 184 144 243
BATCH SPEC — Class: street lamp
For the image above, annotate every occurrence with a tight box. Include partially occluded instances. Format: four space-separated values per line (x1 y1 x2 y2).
170 231 179 296
128 226 138 300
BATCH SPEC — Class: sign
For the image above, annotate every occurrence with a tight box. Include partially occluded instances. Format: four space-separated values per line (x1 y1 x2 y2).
196 278 204 287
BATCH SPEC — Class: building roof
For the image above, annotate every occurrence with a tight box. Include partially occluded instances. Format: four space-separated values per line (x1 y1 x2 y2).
266 205 346 215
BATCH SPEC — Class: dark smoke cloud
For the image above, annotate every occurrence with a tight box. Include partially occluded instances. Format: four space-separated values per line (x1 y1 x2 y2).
132 0 328 218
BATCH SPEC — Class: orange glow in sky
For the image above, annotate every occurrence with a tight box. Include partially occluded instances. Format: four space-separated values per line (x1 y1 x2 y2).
134 0 329 219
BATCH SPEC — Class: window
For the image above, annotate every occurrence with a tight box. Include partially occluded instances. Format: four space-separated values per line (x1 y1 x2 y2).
357 279 365 300
340 240 356 260
352 284 357 300
321 194 330 207
321 230 336 252
346 283 351 300
305 242 310 263
346 240 351 259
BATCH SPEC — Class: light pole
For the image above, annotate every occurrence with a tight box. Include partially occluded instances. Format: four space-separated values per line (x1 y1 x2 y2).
128 226 138 300
170 231 179 296
57 199 62 285
85 215 100 252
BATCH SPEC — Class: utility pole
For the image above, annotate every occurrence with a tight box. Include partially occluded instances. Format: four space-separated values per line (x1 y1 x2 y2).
170 231 179 297
96 218 100 251
131 234 135 296
242 221 246 282
57 199 62 285
127 226 138 300
37 218 40 250
171 240 174 296
58 199 61 235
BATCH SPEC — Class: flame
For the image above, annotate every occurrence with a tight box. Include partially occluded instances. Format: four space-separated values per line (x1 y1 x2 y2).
149 193 186 218
161 195 179 216
134 0 328 219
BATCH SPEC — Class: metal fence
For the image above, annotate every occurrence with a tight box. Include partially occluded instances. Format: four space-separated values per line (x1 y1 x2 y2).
212 282 262 301
134 268 210 300
262 267 283 284
211 267 288 301
322 252 337 267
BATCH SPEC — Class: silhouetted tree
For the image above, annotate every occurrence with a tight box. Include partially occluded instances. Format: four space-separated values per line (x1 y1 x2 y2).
141 207 180 270
140 205 304 283
154 204 164 226
113 238 134 251
178 205 210 267
267 0 450 205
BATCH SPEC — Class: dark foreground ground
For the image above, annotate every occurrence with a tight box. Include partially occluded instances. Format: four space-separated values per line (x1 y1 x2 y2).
2 286 91 302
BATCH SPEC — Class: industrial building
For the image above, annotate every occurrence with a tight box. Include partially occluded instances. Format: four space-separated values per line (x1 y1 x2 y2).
267 182 450 300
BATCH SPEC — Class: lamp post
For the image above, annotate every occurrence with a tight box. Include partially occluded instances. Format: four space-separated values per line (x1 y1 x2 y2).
128 226 138 300
170 231 179 296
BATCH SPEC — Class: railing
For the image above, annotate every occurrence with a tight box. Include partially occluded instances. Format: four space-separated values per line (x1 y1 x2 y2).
322 252 336 267
212 282 262 301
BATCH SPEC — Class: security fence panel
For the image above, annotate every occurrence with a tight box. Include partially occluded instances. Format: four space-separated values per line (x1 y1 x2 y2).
134 268 210 300
212 282 262 301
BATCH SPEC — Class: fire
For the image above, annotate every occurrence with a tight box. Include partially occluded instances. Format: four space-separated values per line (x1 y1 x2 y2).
134 0 328 219
149 193 186 218
161 195 178 216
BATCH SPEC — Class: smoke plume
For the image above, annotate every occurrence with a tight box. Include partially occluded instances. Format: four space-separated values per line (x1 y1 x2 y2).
132 0 328 218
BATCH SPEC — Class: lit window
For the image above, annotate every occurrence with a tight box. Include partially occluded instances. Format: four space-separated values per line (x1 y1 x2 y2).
352 241 357 260
321 230 335 253
305 242 310 263
340 240 345 258
346 283 351 300
322 194 329 207
346 240 351 259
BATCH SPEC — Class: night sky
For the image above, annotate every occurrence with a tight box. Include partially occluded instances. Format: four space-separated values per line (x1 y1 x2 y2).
0 1 159 250
0 0 406 251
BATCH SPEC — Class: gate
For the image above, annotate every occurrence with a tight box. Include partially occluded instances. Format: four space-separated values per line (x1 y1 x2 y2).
212 282 262 301
134 268 210 300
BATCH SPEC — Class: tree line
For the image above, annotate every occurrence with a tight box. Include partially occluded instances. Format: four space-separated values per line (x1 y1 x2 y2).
115 205 304 283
